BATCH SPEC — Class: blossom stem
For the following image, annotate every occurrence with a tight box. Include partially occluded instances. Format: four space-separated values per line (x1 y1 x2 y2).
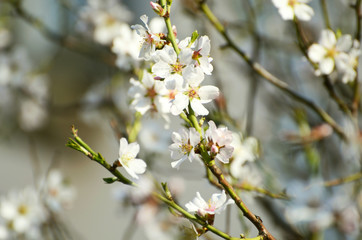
323 171 362 187
320 0 331 30
188 106 202 134
198 1 347 140
160 0 180 55
206 161 276 240
153 192 262 240
67 126 135 186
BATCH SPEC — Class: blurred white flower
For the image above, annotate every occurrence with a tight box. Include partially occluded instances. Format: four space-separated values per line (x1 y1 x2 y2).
118 138 147 179
230 133 259 178
139 119 171 153
308 29 355 77
0 187 46 238
42 170 76 212
112 24 141 70
185 190 234 217
0 28 11 50
272 0 314 21
205 121 234 163
169 127 200 169
18 99 47 131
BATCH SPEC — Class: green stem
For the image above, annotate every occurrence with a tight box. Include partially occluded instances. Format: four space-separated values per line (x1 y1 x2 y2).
199 1 346 140
153 192 262 240
320 0 331 30
188 106 202 134
323 172 362 187
160 0 180 55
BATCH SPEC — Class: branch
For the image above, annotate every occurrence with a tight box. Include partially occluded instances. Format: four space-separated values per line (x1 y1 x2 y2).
198 1 347 140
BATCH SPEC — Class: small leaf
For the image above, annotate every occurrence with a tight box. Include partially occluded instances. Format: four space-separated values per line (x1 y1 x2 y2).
190 30 199 44
103 177 118 184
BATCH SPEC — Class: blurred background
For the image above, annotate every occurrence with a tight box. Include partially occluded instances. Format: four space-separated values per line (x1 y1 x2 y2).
0 0 361 239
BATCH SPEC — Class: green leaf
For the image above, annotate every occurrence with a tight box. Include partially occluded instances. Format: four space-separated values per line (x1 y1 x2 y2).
103 177 118 184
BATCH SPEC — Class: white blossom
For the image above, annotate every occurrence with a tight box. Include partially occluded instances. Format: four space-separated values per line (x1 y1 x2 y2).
185 190 234 217
169 127 200 169
132 15 165 60
272 0 314 21
308 29 353 76
118 138 147 179
205 121 234 163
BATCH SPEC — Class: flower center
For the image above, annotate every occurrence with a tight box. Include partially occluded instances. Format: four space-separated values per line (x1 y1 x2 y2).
288 0 297 7
121 153 134 166
187 88 199 99
18 204 28 215
171 61 184 75
205 200 216 212
146 86 157 99
180 141 193 155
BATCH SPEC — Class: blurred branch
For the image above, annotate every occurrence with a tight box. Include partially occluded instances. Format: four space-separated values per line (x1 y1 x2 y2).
320 0 331 30
323 172 362 187
9 0 116 66
198 1 347 140
352 0 362 117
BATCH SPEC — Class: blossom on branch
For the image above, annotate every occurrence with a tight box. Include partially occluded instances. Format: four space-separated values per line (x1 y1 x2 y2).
185 190 234 218
272 0 314 21
169 127 200 169
118 138 147 179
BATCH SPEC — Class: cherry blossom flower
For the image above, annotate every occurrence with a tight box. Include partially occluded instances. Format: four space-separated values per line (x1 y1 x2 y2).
41 170 76 212
229 133 259 178
169 127 200 169
308 29 353 76
152 45 194 88
132 15 165 60
335 40 360 83
179 35 213 75
170 67 219 116
128 71 170 115
185 190 234 217
118 138 147 179
272 0 314 21
205 121 234 163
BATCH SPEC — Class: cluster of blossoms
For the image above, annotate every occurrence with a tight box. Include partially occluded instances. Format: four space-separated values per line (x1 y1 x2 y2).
0 28 49 132
128 15 219 123
0 170 76 239
272 0 314 21
308 29 360 83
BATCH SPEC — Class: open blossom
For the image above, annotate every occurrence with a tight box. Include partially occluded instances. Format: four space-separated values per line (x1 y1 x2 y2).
335 40 360 83
272 0 314 21
205 121 234 163
169 127 200 169
132 15 165 60
179 35 213 75
118 138 147 179
152 45 195 88
185 190 234 217
170 67 219 116
128 70 170 115
308 29 354 76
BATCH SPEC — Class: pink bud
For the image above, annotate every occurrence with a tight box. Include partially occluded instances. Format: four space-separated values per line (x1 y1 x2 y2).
150 2 164 16
211 144 219 154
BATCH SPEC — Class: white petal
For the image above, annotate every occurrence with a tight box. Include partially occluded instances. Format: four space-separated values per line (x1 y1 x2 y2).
184 66 204 87
179 48 193 65
199 85 219 102
189 128 200 146
308 44 327 62
119 138 128 156
171 93 189 115
294 4 314 21
133 98 151 115
152 61 172 78
127 142 140 157
278 6 294 20
320 29 336 49
336 35 353 52
128 159 147 174
191 98 209 116
319 57 335 74
142 71 155 88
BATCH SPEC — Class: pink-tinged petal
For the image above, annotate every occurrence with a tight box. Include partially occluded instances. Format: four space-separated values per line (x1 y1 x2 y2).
294 4 314 21
320 30 336 49
119 138 128 156
152 61 171 78
191 99 209 116
171 93 189 115
319 57 335 74
278 6 294 20
308 44 326 62
199 85 219 102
